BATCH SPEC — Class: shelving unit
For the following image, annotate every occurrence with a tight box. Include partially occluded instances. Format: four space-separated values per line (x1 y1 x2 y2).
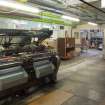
57 37 75 59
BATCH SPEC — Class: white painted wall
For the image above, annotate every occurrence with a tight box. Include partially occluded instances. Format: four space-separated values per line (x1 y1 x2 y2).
72 23 99 37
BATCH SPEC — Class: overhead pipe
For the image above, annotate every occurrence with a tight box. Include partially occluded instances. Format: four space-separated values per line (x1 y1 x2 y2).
79 0 105 14
29 0 81 16
0 9 40 20
78 0 105 23
30 0 105 22
30 0 66 11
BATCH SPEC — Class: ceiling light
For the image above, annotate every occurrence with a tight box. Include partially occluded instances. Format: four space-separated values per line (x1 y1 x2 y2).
62 15 80 22
88 22 97 26
101 0 105 8
13 20 27 25
0 0 40 13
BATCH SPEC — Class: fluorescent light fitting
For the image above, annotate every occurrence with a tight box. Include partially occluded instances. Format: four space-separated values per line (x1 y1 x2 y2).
0 0 40 13
88 22 97 26
101 0 105 8
62 15 80 22
13 20 27 25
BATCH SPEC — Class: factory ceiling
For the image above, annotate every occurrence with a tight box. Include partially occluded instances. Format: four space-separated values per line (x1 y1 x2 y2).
28 0 105 24
0 0 105 25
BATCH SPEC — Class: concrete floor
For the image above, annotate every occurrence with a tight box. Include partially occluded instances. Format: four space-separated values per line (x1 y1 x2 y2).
58 49 105 105
9 49 105 105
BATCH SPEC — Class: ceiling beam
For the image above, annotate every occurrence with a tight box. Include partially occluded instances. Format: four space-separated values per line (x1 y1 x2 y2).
79 0 105 14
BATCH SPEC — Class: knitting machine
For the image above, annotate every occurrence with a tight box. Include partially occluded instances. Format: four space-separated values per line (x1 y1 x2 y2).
0 29 60 99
